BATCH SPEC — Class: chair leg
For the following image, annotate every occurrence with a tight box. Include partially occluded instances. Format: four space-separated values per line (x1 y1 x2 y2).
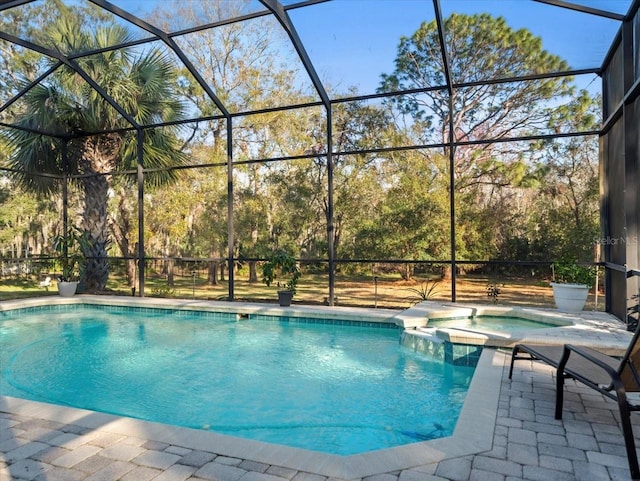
509 346 521 379
616 393 640 479
555 370 565 420
555 346 573 420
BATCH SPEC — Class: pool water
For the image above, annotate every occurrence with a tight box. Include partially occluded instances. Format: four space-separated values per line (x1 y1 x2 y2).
427 316 559 332
0 305 475 455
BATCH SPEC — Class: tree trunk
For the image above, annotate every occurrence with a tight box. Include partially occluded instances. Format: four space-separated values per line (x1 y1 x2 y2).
110 186 136 288
167 258 175 286
208 261 219 285
399 262 414 281
248 260 258 283
81 174 110 292
126 259 136 289
79 134 122 293
440 265 452 280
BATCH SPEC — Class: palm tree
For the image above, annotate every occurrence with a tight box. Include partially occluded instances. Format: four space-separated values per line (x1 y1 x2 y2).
4 7 187 292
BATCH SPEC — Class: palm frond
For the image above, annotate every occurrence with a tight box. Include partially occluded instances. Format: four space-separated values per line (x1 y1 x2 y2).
3 127 63 194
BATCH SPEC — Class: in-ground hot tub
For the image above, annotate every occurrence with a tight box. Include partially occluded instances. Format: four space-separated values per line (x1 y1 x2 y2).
394 302 578 364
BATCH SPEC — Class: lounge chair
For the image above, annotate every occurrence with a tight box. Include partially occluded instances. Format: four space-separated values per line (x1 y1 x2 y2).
38 276 52 290
509 325 640 480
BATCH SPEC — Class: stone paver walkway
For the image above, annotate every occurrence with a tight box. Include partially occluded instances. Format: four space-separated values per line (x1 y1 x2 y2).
2 349 638 481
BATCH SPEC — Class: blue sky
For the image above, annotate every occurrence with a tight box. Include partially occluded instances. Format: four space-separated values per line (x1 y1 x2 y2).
99 0 627 97
287 0 625 95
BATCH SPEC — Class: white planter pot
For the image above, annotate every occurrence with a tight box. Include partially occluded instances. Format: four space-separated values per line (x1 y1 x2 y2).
57 281 78 297
550 282 589 312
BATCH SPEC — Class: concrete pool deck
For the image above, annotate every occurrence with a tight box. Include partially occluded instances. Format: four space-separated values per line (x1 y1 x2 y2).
1 296 638 480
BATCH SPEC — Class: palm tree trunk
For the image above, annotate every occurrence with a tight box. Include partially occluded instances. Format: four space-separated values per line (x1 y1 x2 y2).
79 134 123 292
81 173 110 292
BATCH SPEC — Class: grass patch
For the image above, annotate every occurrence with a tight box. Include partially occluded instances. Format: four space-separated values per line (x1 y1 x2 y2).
0 271 605 311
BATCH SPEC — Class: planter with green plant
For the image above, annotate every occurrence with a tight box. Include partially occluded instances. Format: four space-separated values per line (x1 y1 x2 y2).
261 249 301 306
550 257 595 312
52 226 89 296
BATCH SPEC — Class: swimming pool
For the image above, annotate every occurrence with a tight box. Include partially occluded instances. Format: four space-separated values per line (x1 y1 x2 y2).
0 303 475 455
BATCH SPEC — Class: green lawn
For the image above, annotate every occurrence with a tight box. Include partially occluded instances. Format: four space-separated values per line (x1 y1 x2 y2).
0 270 601 311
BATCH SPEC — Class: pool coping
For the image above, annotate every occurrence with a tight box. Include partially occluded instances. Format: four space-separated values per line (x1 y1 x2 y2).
0 295 401 323
1 295 504 479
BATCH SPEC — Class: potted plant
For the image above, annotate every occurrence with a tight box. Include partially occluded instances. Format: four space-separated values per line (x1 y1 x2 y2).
51 226 89 297
261 249 301 306
550 257 595 312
